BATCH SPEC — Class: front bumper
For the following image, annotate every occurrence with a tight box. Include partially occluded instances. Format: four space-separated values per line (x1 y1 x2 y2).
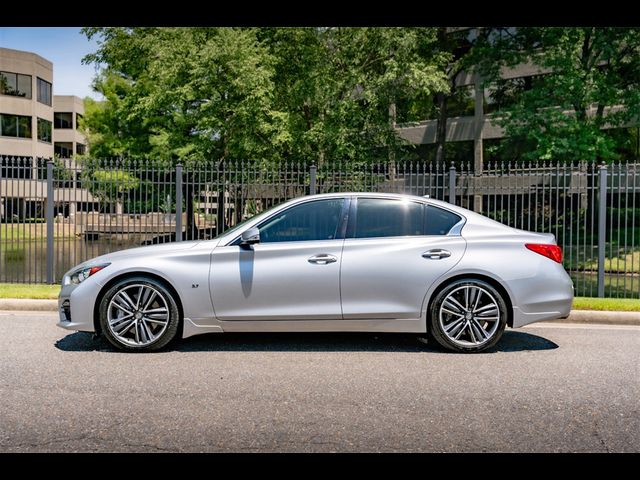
56 278 103 332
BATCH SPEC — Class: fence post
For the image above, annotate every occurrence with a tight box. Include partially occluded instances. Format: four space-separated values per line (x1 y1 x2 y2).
597 164 607 298
175 163 183 242
309 164 317 195
46 160 54 284
449 164 456 205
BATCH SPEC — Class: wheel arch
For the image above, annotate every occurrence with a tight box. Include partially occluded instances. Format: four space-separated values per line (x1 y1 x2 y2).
93 271 184 334
424 272 514 330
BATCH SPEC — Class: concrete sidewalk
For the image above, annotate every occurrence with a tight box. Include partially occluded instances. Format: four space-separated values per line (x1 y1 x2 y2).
1 298 639 326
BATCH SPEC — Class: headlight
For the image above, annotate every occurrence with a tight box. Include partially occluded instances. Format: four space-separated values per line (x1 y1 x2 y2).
64 263 111 285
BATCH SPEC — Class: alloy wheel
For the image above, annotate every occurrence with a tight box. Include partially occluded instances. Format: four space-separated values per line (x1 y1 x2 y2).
106 283 170 347
438 285 501 347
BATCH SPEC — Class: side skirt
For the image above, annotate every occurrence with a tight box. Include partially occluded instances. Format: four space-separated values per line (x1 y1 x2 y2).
182 317 424 339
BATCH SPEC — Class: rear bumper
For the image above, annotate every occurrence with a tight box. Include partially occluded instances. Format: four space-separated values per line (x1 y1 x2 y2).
511 267 574 328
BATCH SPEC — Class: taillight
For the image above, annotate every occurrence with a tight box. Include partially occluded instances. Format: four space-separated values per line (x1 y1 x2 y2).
525 243 563 263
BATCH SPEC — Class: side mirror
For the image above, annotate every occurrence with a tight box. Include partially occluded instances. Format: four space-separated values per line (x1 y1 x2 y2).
240 227 260 247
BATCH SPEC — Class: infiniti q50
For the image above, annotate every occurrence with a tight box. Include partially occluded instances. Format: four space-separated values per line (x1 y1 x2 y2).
58 193 573 353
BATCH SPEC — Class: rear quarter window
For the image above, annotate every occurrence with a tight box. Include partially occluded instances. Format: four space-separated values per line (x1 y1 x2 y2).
425 205 461 235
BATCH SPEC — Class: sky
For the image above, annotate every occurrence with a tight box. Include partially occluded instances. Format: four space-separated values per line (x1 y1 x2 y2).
0 27 102 99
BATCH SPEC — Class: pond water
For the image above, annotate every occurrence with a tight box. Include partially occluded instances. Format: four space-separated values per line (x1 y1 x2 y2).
1 238 149 283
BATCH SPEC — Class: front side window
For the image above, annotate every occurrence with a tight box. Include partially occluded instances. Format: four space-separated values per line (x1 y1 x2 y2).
76 143 86 155
258 199 345 243
0 114 32 138
354 198 424 238
37 77 52 106
37 118 52 143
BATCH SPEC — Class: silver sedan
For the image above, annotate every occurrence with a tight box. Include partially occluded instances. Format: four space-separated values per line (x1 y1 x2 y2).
57 193 574 353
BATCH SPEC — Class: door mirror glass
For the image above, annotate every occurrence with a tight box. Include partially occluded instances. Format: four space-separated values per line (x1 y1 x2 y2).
240 227 260 245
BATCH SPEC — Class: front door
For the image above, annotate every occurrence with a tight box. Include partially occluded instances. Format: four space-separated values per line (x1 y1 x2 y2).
210 198 347 321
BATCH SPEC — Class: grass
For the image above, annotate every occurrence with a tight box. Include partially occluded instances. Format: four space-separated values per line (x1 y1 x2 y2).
1 283 639 311
573 296 640 312
0 283 60 299
0 224 75 243
582 250 640 274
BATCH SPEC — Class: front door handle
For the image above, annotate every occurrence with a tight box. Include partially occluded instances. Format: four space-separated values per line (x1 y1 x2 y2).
422 249 452 260
308 254 338 265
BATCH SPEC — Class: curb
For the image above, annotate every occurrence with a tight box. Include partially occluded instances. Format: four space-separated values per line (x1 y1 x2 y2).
0 299 58 311
1 299 640 326
558 309 640 326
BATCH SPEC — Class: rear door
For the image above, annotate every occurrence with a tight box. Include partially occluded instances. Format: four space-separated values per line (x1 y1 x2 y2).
340 198 466 320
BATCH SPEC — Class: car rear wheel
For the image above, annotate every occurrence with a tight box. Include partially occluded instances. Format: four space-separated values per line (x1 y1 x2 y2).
428 279 507 353
99 276 180 352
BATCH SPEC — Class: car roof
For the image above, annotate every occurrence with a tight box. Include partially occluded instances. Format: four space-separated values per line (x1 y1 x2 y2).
305 192 464 214
304 192 514 231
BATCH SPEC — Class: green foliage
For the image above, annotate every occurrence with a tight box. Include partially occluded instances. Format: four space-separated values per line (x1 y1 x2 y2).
81 27 448 166
86 170 140 203
81 27 640 165
476 27 640 162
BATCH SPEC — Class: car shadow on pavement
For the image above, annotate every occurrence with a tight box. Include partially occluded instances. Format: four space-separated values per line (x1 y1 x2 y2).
55 329 558 353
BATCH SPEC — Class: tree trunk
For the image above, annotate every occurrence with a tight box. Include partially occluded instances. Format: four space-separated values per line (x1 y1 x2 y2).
388 101 397 182
435 92 448 163
595 103 605 125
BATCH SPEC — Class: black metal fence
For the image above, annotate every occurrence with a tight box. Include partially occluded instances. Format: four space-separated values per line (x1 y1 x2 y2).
1 156 638 298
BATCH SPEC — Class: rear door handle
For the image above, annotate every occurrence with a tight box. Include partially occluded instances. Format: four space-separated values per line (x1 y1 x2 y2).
308 254 338 265
422 249 451 260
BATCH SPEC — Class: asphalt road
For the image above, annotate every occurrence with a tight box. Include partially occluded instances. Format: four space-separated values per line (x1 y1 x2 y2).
1 312 639 453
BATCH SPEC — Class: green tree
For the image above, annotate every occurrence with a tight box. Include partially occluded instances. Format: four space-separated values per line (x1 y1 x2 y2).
82 27 287 163
257 27 448 167
476 27 640 162
430 27 483 163
81 27 449 232
83 27 448 167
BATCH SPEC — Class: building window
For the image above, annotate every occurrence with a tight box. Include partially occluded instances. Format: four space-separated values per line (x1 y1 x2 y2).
76 113 83 130
37 77 52 106
1 156 33 179
37 118 52 143
54 112 73 129
54 142 73 158
0 114 32 138
0 71 32 99
76 143 86 155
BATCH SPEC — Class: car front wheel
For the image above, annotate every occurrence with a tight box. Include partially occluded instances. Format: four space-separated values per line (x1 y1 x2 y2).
99 276 180 352
428 279 508 353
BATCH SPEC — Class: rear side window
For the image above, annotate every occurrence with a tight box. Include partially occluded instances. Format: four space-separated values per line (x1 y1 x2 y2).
425 205 461 235
354 198 424 238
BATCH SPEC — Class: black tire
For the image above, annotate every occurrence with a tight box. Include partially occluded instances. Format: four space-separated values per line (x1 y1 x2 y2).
426 278 508 353
99 276 180 352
